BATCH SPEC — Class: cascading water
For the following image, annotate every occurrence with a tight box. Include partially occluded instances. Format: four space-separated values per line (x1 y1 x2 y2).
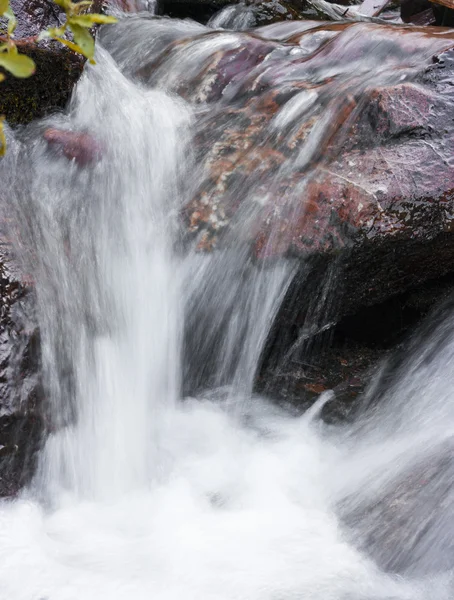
0 11 454 600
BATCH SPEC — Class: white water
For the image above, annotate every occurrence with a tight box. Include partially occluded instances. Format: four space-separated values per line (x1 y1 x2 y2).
0 15 454 600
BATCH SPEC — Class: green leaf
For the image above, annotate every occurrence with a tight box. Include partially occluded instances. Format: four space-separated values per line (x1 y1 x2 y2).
53 34 96 63
5 7 16 34
48 25 68 38
0 0 9 17
68 22 95 60
0 52 35 77
69 13 117 27
73 1 94 12
53 0 72 9
0 118 6 157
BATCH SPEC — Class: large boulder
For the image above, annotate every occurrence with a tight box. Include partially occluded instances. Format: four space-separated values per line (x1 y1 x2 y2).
105 18 454 406
133 21 454 321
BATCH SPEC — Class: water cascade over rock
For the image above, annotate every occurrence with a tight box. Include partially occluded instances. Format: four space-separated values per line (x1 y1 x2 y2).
0 9 454 600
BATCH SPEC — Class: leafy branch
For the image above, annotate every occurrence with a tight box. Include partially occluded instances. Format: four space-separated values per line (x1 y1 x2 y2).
39 0 117 64
0 0 117 155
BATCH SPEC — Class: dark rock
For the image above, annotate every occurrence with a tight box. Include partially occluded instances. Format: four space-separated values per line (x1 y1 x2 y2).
0 223 42 497
259 271 454 422
401 0 433 22
159 0 323 24
232 0 307 27
157 0 233 22
0 43 85 126
433 3 454 25
0 0 106 126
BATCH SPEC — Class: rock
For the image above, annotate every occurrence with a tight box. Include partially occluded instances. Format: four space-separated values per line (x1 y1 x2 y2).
208 0 311 29
160 0 325 23
0 222 42 497
158 22 454 313
110 19 454 407
0 0 107 126
43 128 103 166
401 0 432 21
343 433 454 575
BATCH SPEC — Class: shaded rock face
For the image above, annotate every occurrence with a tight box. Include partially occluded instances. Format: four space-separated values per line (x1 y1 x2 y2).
0 226 42 497
8 0 66 39
207 0 316 30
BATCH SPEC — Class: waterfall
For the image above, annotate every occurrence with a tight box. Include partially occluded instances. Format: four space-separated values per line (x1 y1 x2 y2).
0 13 453 600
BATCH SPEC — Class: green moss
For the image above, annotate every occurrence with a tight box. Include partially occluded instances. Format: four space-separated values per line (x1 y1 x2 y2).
0 42 85 125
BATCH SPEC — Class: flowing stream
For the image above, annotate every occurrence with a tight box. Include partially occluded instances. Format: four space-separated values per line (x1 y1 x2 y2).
0 12 454 600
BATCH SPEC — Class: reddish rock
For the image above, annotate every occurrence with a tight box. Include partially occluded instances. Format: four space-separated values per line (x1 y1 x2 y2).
44 128 103 166
136 21 454 315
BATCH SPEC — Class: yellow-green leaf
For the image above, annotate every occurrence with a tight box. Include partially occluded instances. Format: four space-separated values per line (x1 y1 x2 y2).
0 0 9 17
73 1 94 13
5 7 16 34
53 0 72 10
48 25 68 38
0 118 6 157
0 73 5 82
69 13 117 27
53 34 96 63
68 22 94 60
0 52 35 77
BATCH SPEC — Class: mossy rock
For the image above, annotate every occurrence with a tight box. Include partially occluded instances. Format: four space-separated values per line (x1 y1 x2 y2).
0 42 85 126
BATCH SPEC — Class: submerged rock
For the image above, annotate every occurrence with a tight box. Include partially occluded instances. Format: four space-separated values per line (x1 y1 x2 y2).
44 128 103 166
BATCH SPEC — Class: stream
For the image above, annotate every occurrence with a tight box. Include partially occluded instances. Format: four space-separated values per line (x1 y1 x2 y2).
0 11 453 600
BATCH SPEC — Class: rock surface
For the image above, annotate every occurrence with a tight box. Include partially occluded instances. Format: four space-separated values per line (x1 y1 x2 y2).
0 0 105 125
0 219 42 497
109 18 454 411
156 22 454 318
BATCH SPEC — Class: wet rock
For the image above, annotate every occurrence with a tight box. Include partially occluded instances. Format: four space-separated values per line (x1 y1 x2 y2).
233 0 306 27
44 128 103 166
344 443 454 576
259 271 454 421
160 0 323 23
157 0 234 22
159 23 454 316
115 19 454 411
0 227 42 497
0 0 105 125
